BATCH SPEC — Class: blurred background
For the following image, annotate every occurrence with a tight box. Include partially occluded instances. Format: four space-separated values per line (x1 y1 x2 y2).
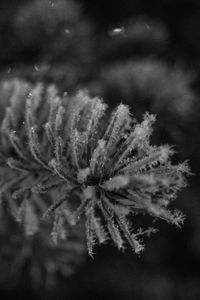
0 0 200 299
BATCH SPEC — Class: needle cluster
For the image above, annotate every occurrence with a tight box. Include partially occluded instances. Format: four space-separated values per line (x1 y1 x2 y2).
0 79 190 256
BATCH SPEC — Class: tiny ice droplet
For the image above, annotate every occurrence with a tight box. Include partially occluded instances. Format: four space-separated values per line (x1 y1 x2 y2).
109 27 125 36
145 24 150 30
49 1 55 7
34 65 39 71
64 28 71 34
7 68 11 74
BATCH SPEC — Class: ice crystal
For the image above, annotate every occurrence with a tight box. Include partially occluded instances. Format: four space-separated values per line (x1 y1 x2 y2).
0 79 190 256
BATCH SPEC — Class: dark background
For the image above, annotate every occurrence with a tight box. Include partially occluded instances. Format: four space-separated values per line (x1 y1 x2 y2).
0 0 200 299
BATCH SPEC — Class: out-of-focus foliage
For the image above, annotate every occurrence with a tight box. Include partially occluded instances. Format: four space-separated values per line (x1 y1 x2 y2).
0 0 94 90
92 59 195 118
0 209 86 291
104 18 169 62
14 0 93 65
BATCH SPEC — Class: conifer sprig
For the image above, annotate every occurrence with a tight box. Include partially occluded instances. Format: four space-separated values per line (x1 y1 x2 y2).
0 80 190 256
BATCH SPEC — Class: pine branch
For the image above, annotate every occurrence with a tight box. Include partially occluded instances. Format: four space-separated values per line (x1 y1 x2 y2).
0 81 190 256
